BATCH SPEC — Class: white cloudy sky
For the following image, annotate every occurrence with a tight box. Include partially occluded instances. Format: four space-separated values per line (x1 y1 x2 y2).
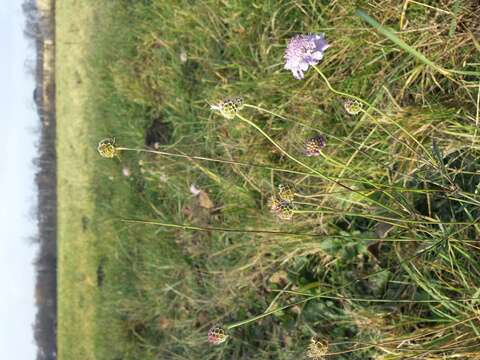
0 0 39 359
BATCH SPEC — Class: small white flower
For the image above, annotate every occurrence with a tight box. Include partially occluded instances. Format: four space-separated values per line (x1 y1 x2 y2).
190 184 201 196
160 174 168 183
180 49 188 63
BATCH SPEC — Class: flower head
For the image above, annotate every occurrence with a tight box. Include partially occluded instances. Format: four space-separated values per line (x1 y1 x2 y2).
344 99 363 115
304 135 326 157
269 184 296 220
278 184 295 202
284 34 329 80
210 96 245 119
208 326 228 345
270 197 295 221
97 138 118 158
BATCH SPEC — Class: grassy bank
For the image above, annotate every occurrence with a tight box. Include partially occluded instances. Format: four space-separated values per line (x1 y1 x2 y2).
58 0 480 359
57 2 186 358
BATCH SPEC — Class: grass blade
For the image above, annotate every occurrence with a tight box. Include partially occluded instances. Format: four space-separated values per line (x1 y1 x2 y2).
356 9 479 77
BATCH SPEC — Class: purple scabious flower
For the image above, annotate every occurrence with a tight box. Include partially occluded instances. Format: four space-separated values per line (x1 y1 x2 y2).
284 34 329 80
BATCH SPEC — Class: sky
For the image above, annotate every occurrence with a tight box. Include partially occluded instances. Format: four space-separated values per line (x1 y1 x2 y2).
0 0 39 359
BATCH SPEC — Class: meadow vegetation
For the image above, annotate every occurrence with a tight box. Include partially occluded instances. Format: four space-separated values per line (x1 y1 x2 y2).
58 0 480 359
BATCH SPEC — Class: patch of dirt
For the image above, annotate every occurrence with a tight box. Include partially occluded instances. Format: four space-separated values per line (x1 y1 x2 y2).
81 215 90 231
96 257 106 288
144 117 172 148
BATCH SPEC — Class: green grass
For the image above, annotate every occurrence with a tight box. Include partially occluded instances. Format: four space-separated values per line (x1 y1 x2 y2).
58 0 480 359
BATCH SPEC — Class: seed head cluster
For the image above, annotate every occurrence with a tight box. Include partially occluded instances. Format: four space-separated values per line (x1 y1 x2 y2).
97 138 118 158
207 326 228 345
270 198 295 220
278 184 295 202
210 96 245 119
270 184 296 220
344 99 363 115
304 134 326 157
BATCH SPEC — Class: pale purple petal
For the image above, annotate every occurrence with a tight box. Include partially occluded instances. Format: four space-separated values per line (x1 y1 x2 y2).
284 33 329 80
312 51 324 60
293 69 304 79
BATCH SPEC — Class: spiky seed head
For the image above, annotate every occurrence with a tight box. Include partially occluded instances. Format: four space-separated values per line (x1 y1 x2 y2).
210 96 244 119
277 201 294 220
304 135 326 157
97 138 118 158
278 184 295 202
270 197 294 221
207 326 228 345
344 99 363 115
306 337 328 359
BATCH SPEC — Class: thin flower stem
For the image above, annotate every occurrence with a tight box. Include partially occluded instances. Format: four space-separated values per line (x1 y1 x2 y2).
227 274 478 332
227 237 447 331
116 146 406 195
271 290 480 304
325 333 480 357
115 146 470 196
225 296 317 330
360 109 427 161
245 102 392 167
245 103 430 169
243 103 438 209
330 315 479 348
235 114 404 216
244 107 480 204
312 65 436 165
121 219 478 243
116 146 325 178
244 102 456 207
295 209 479 227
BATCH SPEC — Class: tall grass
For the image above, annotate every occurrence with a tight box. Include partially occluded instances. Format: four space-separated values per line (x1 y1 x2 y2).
84 0 480 359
